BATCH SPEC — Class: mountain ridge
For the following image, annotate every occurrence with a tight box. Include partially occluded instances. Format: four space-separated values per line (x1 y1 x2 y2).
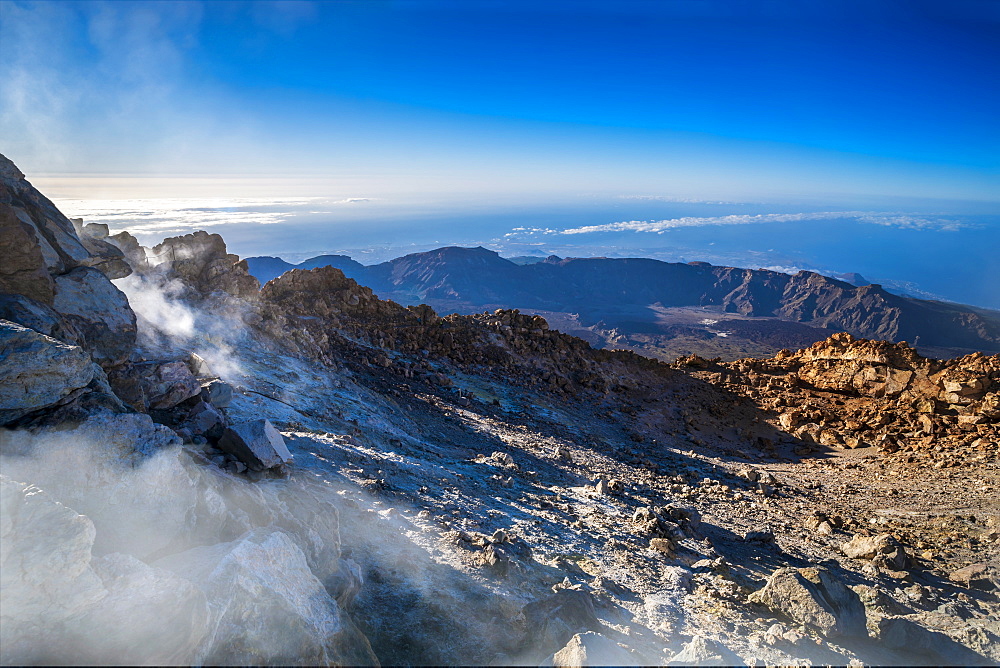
244 247 1000 354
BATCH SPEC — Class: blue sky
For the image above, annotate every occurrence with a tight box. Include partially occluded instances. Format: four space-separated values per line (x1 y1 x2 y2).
2 0 998 203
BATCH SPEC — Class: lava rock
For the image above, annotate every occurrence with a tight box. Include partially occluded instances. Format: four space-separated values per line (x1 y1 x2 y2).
218 419 293 471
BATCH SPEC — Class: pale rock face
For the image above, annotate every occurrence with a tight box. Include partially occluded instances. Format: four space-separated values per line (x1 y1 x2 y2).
53 266 137 366
153 528 377 666
549 631 639 667
0 207 56 304
0 476 107 665
749 566 867 638
0 320 95 425
219 418 293 470
73 553 211 665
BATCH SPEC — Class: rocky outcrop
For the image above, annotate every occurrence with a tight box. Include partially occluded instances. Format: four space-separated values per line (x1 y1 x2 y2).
52 267 137 367
0 320 95 425
680 332 999 466
0 154 138 367
218 419 293 471
107 359 202 412
146 230 259 299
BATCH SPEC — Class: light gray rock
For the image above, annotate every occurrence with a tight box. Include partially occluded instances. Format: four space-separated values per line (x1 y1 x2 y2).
749 566 867 638
0 293 78 343
548 632 638 667
153 528 376 666
0 476 107 665
874 615 988 665
218 419 292 471
667 635 745 666
841 533 909 571
201 378 233 408
73 553 210 665
52 266 137 367
0 320 95 424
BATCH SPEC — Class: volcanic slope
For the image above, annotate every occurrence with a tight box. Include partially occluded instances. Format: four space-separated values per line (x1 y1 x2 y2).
1 154 997 666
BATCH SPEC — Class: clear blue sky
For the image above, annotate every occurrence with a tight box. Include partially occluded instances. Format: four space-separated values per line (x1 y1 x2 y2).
2 0 998 202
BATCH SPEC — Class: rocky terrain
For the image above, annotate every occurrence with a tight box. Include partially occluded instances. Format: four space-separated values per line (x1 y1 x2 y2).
245 246 1000 361
2 151 998 666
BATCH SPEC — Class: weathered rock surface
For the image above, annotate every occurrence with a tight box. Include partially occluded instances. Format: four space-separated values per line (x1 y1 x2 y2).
0 293 79 343
107 359 202 412
548 631 638 667
0 206 56 304
153 528 376 666
0 320 95 424
667 636 744 666
52 266 137 367
0 476 107 665
749 566 867 638
146 230 259 299
681 332 999 466
218 418 293 471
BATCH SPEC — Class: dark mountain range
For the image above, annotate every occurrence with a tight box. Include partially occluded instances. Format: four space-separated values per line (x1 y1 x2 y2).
245 246 1000 354
244 254 366 285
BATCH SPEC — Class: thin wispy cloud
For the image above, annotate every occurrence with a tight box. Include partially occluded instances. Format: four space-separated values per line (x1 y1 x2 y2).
54 196 370 239
556 211 977 235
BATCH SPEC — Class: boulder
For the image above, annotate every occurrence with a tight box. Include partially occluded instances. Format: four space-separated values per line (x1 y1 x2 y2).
218 419 292 471
548 632 638 667
186 400 226 439
522 589 602 653
0 320 95 424
107 359 202 412
201 378 234 408
948 563 996 591
152 529 376 666
105 230 150 272
841 533 909 571
0 206 56 304
52 266 137 367
0 293 79 343
748 566 867 638
0 476 107 665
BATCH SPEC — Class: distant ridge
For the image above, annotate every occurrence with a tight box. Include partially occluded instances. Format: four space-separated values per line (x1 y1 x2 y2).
244 247 1000 353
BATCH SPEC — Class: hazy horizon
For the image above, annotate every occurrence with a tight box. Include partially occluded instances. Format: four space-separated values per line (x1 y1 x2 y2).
3 1 999 307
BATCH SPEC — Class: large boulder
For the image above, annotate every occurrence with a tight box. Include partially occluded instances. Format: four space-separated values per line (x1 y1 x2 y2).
0 320 95 425
748 566 867 638
0 154 91 276
841 533 909 571
0 293 79 343
218 419 293 471
153 528 377 666
0 475 214 665
52 266 137 367
0 476 107 664
74 221 132 280
107 359 202 412
0 206 56 304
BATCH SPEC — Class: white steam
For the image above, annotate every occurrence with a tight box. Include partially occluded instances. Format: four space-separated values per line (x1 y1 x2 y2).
114 273 246 381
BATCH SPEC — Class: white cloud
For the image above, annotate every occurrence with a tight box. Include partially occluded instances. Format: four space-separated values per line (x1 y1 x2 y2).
558 211 976 235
